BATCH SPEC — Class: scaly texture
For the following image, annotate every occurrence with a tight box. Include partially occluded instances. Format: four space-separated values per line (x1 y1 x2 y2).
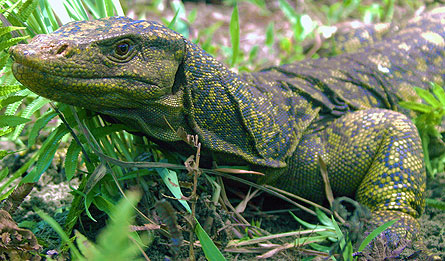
10 8 445 253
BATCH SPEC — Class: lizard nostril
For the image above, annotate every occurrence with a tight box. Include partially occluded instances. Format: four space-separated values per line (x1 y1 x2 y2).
56 44 68 55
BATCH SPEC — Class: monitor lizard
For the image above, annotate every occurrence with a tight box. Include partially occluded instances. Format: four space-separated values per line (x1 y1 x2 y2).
10 7 445 257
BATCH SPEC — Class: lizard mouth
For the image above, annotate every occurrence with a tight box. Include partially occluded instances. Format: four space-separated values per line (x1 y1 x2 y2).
11 59 163 110
12 62 162 111
12 62 109 108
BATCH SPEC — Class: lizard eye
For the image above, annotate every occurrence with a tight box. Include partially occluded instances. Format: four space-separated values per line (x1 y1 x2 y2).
110 39 135 62
116 42 129 55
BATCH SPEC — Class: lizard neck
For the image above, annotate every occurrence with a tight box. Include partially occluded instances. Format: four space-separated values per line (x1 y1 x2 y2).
181 40 318 168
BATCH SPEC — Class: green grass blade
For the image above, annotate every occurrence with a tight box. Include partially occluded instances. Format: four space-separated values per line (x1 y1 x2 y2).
421 132 433 175
0 115 30 127
158 169 225 260
230 4 239 66
170 0 188 37
0 167 8 180
105 0 114 17
22 125 69 183
93 191 144 260
383 0 395 22
316 208 333 227
399 101 432 113
168 9 180 29
248 45 259 63
25 4 43 33
35 208 84 259
431 82 445 106
194 218 226 261
0 36 29 51
278 0 298 23
156 168 191 212
188 8 197 24
357 219 399 252
414 87 441 107
111 0 124 16
65 141 81 181
265 22 274 47
330 216 353 260
0 85 23 96
75 231 96 258
103 0 115 16
16 0 39 22
96 0 107 18
60 1 83 21
76 0 100 19
331 216 345 246
289 211 318 229
63 0 89 20
27 5 51 34
44 0 68 29
0 95 27 109
0 26 25 38
426 198 445 210
11 96 50 140
28 110 58 147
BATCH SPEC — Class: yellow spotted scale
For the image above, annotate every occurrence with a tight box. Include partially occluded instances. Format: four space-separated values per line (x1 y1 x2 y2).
9 7 445 254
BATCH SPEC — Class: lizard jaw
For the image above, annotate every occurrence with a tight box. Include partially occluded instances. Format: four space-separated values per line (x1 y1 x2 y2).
11 61 160 110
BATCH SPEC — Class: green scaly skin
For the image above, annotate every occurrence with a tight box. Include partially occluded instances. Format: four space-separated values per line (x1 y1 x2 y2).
10 8 445 255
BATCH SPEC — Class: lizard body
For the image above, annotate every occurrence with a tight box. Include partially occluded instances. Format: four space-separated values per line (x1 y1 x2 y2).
10 8 445 251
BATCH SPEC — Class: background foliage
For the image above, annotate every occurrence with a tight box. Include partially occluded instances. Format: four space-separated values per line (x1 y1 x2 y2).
0 0 443 260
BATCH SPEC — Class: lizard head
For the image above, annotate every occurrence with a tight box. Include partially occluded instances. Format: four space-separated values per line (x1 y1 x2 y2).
10 16 187 111
10 17 304 166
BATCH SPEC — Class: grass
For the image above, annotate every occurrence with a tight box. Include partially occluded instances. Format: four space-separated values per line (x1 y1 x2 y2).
0 0 443 260
400 83 445 178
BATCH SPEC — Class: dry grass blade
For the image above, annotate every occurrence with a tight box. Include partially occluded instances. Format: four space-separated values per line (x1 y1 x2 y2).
130 224 161 231
318 155 334 207
227 233 332 259
217 178 255 238
257 243 301 259
96 150 187 170
1 182 35 214
220 174 318 216
235 188 261 213
263 184 331 216
227 228 330 247
258 245 330 259
84 163 107 195
214 168 264 176
318 156 346 224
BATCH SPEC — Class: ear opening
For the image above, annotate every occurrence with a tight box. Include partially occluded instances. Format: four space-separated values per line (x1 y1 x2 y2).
171 61 185 95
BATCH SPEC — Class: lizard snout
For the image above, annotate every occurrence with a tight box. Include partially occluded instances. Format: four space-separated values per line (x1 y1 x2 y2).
9 34 76 63
9 44 28 63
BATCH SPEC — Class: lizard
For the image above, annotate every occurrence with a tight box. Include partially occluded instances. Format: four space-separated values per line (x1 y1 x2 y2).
9 7 445 256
